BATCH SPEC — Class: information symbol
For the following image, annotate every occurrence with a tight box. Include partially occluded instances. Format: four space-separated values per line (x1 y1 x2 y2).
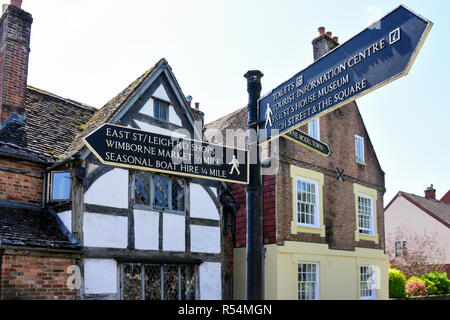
389 28 401 45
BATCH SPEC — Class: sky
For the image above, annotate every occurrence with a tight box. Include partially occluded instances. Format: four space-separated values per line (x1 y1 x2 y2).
21 0 449 205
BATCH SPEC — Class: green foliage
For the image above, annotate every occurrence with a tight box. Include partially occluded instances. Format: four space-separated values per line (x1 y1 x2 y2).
389 268 407 298
422 272 450 295
421 278 439 296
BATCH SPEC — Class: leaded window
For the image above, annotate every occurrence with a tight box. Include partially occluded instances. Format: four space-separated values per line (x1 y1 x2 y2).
134 172 186 213
122 263 197 300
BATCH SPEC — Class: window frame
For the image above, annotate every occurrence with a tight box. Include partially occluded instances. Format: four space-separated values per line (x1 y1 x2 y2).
355 134 366 165
49 171 71 202
357 193 374 236
133 172 186 215
298 262 319 300
153 98 169 122
308 118 320 140
360 265 376 300
296 176 320 228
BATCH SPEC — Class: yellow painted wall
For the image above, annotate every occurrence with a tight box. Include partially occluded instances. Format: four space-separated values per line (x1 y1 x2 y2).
234 242 389 300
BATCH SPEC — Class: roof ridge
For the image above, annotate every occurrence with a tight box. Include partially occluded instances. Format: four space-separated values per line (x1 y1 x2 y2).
27 85 96 112
401 191 450 206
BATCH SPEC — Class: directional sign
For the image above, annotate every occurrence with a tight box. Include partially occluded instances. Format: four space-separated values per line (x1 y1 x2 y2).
284 129 330 156
83 123 249 184
259 5 432 142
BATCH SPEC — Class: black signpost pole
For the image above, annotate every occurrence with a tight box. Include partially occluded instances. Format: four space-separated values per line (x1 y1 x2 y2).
244 70 264 300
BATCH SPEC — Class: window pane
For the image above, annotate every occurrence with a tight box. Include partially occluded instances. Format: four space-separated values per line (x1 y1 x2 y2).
52 172 71 200
161 104 168 121
154 176 169 208
181 266 196 300
164 265 179 300
135 171 151 206
123 263 142 300
172 178 185 211
144 265 161 300
154 100 160 119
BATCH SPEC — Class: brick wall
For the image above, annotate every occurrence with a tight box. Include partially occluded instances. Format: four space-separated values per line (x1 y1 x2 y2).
229 101 385 252
277 102 385 251
0 158 44 204
0 253 77 300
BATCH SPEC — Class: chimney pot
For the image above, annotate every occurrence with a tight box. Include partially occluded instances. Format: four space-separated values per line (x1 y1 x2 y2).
10 0 22 8
318 27 325 35
424 184 436 200
326 31 332 38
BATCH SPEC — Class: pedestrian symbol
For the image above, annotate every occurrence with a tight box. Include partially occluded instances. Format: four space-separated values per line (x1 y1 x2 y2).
229 155 240 175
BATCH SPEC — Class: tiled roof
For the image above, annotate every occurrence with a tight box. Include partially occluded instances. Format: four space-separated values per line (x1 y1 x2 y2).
0 86 96 162
395 191 450 228
0 202 80 249
58 63 157 161
204 106 248 148
440 190 450 205
59 58 202 162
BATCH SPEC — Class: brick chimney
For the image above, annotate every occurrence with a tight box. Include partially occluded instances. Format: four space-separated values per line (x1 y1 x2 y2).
312 26 339 61
0 1 32 123
424 184 436 200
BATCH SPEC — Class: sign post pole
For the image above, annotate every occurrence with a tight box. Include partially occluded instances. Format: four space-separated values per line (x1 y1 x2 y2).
244 70 264 300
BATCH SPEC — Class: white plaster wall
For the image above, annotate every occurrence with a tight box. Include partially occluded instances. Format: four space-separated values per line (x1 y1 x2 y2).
385 195 450 263
163 213 185 252
168 105 182 126
84 212 128 248
153 84 170 102
134 120 186 138
190 225 221 253
84 259 118 294
57 210 72 233
84 168 128 209
199 262 222 300
190 183 219 220
134 209 159 250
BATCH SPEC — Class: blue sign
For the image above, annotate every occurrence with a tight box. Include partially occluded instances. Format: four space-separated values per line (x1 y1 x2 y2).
259 5 432 142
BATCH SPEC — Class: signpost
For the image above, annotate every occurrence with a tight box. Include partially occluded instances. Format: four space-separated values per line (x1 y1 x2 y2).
259 5 433 142
83 123 249 184
284 130 330 156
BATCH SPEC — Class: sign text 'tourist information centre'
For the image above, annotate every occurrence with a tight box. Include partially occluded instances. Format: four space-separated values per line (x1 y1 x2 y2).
84 123 248 184
259 5 432 142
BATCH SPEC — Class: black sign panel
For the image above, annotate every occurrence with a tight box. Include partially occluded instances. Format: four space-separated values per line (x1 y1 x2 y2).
284 129 330 156
83 123 249 184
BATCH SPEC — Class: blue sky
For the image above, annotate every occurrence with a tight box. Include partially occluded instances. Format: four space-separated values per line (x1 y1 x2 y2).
22 0 449 204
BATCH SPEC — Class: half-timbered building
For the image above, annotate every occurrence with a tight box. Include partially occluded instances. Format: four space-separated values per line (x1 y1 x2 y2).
0 1 227 300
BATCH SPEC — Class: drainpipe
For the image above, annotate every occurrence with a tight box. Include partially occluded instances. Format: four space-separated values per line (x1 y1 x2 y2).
0 248 3 300
41 173 47 208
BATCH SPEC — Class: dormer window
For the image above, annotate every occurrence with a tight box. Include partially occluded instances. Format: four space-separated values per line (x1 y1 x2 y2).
50 171 71 201
154 99 169 121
